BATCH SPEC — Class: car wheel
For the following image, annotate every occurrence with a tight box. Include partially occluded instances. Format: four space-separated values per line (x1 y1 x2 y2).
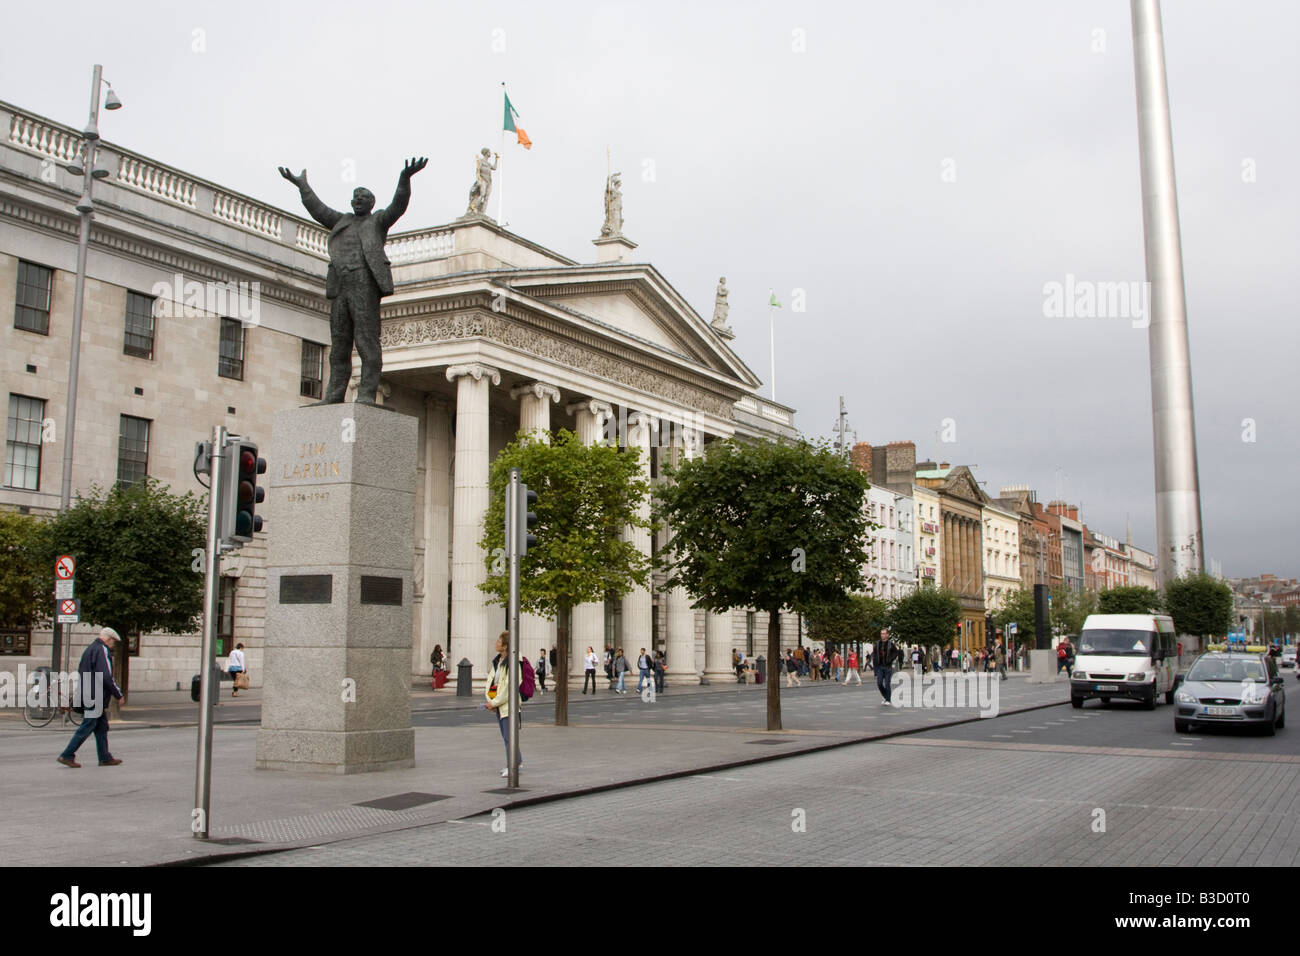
1276 705 1285 730
1100 697 1111 707
1144 683 1158 710
1164 686 1176 705
1071 695 1084 709
1175 720 1190 734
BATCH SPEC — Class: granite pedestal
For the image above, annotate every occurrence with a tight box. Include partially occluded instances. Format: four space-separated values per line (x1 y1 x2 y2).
255 402 417 773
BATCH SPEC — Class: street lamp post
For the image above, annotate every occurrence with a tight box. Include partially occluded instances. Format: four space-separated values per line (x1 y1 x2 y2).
51 64 121 672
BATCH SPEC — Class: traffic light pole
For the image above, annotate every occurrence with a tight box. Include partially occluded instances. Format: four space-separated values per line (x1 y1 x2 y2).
194 424 226 839
506 468 522 789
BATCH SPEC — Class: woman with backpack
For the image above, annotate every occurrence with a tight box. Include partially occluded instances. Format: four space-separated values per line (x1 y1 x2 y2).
483 631 522 778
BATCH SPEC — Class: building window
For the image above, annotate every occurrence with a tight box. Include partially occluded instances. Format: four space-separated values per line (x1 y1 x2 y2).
746 611 755 657
217 578 236 652
124 291 156 359
14 261 53 334
117 415 150 487
300 340 324 399
4 394 45 490
218 318 245 379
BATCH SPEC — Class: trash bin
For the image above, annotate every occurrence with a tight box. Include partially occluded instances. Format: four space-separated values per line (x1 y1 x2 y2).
432 669 448 690
755 655 765 684
190 672 218 702
456 658 473 697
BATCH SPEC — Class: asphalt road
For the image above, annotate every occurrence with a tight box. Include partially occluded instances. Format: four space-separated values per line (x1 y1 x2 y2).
219 681 1300 867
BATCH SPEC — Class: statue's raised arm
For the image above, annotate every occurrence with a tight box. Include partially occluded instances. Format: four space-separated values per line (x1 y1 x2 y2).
381 156 428 229
279 165 343 229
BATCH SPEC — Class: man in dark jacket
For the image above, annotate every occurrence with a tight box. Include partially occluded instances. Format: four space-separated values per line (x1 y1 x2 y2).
875 628 900 705
58 627 124 768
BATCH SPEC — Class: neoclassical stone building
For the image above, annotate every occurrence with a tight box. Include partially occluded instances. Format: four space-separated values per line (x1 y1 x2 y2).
0 99 799 690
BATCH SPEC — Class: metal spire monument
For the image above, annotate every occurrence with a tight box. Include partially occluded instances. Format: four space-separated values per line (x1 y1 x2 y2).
1131 0 1205 586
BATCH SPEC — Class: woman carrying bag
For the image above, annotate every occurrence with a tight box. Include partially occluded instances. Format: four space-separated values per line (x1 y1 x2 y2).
227 643 248 696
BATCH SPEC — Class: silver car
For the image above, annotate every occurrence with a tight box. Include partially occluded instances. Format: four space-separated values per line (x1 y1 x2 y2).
1174 652 1285 736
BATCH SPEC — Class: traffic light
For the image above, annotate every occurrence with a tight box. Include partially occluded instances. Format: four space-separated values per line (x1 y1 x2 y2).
220 441 265 546
518 484 538 555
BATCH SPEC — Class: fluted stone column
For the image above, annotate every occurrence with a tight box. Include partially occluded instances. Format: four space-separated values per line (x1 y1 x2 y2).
418 396 451 676
621 411 655 656
512 382 561 669
663 442 699 686
447 363 499 680
704 610 733 683
567 399 613 682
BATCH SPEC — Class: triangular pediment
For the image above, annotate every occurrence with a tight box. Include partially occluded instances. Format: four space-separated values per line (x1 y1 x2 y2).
943 466 990 506
502 266 761 388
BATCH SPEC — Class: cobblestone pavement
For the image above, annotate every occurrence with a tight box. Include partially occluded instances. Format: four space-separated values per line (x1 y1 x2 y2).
219 704 1300 867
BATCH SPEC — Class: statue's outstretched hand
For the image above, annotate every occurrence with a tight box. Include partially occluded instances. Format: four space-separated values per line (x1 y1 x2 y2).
402 156 429 178
278 167 308 189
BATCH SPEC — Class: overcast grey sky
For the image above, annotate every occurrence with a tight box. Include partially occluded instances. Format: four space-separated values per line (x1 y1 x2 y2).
3 0 1296 577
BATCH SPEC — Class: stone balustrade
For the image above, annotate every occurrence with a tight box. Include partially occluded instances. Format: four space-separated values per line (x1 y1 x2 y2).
8 114 82 163
213 190 282 238
386 227 455 264
295 224 329 258
117 156 198 208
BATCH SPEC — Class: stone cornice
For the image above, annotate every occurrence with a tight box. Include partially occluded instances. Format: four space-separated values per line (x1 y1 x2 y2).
0 192 328 317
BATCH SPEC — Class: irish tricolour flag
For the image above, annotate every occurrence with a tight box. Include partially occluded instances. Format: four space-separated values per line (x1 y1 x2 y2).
504 92 531 149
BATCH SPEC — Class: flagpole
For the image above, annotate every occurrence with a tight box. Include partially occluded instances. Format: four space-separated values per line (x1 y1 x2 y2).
769 289 776 401
498 82 506 224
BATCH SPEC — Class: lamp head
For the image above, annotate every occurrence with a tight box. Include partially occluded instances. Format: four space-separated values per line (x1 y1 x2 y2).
104 86 122 110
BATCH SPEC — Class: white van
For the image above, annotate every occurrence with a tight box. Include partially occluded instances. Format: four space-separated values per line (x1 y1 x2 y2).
1070 614 1179 710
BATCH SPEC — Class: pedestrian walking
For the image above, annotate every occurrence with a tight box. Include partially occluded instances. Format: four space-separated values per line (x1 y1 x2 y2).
614 647 629 693
483 632 521 777
604 646 614 686
833 649 843 682
733 648 745 683
58 627 124 768
843 649 862 686
536 647 548 694
911 645 924 677
227 642 246 697
653 650 665 693
995 633 1008 681
950 645 960 670
1056 640 1070 676
784 649 802 687
583 646 599 694
875 628 899 705
637 647 652 692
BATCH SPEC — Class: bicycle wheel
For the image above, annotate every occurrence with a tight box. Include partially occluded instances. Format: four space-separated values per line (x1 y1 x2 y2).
66 707 84 727
23 702 56 728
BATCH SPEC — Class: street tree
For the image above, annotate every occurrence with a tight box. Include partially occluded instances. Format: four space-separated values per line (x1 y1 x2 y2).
888 587 961 648
1097 585 1163 614
991 588 1037 644
1163 573 1233 644
39 479 206 698
806 593 889 653
1049 585 1097 636
0 510 49 628
656 438 868 731
479 429 652 726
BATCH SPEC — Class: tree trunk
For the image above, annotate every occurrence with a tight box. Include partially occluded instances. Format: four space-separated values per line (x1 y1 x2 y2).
766 607 782 731
555 603 570 727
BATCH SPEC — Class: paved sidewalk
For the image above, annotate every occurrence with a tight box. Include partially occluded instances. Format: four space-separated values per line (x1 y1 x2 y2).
1 675 1067 867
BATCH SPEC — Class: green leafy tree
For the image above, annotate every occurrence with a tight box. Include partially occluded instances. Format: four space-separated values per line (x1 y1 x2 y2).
1097 585 1163 614
39 479 206 697
656 439 868 731
0 510 49 627
991 588 1037 644
1285 606 1300 639
1050 585 1097 636
1163 573 1233 640
887 587 961 648
806 594 889 651
480 430 652 726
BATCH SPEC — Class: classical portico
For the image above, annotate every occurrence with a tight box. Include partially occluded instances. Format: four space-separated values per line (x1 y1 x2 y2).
364 216 798 683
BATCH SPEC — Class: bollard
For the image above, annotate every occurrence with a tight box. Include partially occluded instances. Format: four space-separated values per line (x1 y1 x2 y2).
456 658 474 697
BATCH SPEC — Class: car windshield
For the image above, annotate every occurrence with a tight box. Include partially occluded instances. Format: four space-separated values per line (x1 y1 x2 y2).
1186 658 1266 683
1077 630 1157 657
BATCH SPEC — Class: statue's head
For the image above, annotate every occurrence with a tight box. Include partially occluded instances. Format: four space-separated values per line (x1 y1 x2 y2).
480 147 491 157
351 187 375 215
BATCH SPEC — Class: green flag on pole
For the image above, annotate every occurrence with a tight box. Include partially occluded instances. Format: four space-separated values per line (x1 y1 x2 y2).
769 291 781 308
